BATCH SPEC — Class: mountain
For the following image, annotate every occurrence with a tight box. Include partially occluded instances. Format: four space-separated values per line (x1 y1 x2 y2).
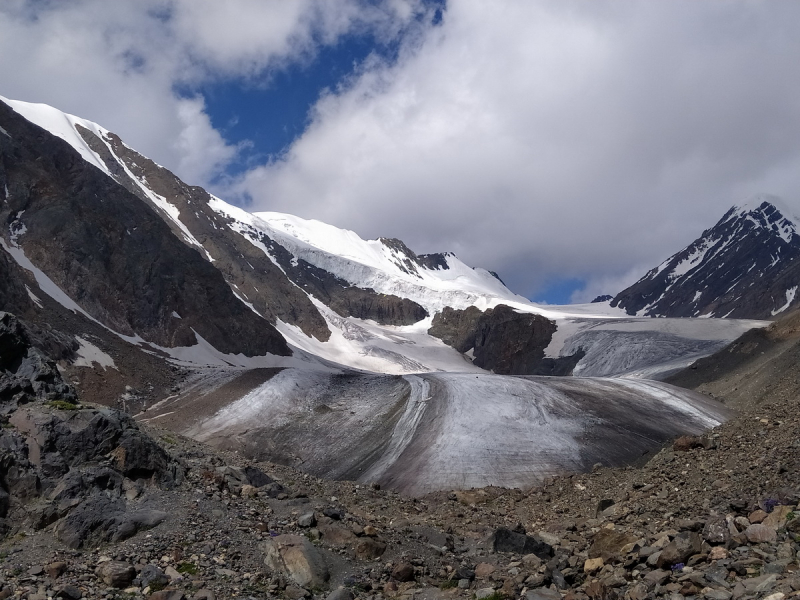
613 195 800 319
0 94 770 493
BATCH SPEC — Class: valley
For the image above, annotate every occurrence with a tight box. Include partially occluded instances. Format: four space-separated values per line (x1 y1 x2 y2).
0 95 799 600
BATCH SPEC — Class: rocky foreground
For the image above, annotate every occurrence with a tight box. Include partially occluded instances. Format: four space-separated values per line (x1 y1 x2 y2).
0 313 799 600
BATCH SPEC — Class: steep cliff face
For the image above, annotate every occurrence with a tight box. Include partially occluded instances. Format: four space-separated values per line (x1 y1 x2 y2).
429 304 559 374
0 101 289 357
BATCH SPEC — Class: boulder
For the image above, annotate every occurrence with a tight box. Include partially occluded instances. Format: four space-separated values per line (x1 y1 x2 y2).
490 527 553 558
588 529 639 561
263 534 330 588
656 531 702 568
95 561 136 588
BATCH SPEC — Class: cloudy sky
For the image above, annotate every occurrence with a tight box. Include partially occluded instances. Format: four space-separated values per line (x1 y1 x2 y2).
2 1 800 303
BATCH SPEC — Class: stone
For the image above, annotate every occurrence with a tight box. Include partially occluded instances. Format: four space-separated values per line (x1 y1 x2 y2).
148 591 186 600
140 565 170 589
362 525 378 536
298 512 316 528
763 505 793 529
643 569 669 588
55 585 83 599
748 509 768 524
709 546 728 560
475 563 496 578
584 557 604 573
284 586 309 600
263 534 330 588
476 588 498 599
703 590 732 600
191 591 216 600
588 529 639 561
585 580 613 600
525 588 561 600
744 524 777 543
490 527 553 559
702 519 729 545
164 565 182 581
45 561 67 579
244 465 274 487
95 561 136 588
673 435 704 451
319 523 357 546
392 562 416 582
656 531 702 569
325 588 355 600
355 537 387 560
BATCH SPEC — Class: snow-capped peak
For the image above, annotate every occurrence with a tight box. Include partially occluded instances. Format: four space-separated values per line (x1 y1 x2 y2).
724 194 800 242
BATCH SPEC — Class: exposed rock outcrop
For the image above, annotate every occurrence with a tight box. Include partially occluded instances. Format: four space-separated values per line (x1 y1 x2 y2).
429 304 559 374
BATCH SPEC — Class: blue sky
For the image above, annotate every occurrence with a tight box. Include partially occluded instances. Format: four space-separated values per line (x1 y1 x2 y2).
2 1 800 304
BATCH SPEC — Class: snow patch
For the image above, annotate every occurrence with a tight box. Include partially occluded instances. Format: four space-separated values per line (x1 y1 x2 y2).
771 286 798 316
73 336 117 370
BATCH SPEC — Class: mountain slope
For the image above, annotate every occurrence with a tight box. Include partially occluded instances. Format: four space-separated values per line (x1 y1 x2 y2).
0 95 769 380
0 98 289 357
613 195 800 319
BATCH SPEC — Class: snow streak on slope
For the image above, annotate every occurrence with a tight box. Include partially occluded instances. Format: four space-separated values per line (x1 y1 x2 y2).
1 97 209 255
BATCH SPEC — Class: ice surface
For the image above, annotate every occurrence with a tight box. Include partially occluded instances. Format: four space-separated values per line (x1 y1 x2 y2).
190 369 731 494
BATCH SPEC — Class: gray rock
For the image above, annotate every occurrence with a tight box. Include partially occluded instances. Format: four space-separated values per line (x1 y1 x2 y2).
263 534 330 588
140 565 169 589
490 527 553 558
297 512 316 528
656 531 702 568
55 584 83 599
325 588 355 600
744 523 777 543
94 561 136 588
392 562 415 582
525 588 561 600
476 588 498 599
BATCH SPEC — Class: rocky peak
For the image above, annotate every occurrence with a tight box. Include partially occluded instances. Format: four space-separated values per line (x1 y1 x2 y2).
613 195 800 319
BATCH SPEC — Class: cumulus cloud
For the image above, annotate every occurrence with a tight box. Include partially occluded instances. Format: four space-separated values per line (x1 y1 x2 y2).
3 1 800 300
235 1 800 299
0 0 425 188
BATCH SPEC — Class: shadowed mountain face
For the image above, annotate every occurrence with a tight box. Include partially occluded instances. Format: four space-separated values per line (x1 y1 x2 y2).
0 101 289 357
613 196 800 319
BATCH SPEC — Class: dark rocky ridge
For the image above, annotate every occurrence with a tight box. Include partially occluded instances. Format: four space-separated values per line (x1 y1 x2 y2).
0 100 289 356
74 124 332 342
77 124 430 335
613 198 800 319
429 304 582 375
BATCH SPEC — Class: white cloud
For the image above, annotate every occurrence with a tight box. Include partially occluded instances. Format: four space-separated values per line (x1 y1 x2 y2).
235 1 800 298
3 1 800 299
0 0 425 189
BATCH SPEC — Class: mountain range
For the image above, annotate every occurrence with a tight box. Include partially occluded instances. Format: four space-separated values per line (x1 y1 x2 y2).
0 94 793 493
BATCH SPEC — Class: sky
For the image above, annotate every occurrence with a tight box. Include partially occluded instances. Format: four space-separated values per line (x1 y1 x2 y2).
2 1 800 304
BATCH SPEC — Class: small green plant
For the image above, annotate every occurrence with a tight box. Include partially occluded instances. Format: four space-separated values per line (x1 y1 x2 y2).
439 579 458 590
176 562 198 575
149 580 167 592
161 434 177 446
48 400 78 410
787 511 796 521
